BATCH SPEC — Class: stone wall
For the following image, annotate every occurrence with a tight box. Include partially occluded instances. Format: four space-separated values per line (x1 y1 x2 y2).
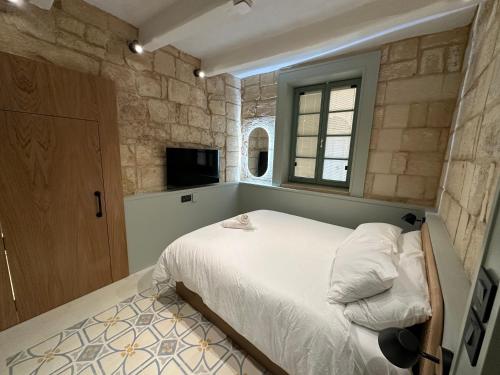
0 0 241 196
241 28 469 207
438 0 500 280
241 72 277 184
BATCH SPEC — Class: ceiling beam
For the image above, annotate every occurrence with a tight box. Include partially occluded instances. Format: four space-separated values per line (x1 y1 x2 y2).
140 0 230 52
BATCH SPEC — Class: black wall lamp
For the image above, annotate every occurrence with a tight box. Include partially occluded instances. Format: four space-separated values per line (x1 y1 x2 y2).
128 40 144 54
379 327 453 374
401 213 425 226
193 69 206 78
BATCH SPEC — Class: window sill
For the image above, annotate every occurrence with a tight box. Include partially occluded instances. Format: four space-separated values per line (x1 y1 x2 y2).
281 182 350 196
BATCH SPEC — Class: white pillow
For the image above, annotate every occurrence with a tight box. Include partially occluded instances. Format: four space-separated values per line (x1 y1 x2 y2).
327 223 402 304
344 251 432 331
397 230 422 256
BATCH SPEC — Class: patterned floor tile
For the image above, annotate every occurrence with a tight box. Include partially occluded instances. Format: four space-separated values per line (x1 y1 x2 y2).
6 284 266 375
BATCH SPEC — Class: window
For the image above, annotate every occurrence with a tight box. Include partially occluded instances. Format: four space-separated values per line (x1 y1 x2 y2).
289 78 361 188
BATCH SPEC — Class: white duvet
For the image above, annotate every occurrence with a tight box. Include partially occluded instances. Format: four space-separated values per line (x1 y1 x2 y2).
153 210 409 375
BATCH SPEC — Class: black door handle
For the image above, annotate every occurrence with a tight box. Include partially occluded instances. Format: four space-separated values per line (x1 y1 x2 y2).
94 191 103 218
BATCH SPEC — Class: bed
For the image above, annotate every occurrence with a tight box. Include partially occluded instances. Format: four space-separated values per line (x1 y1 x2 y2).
153 210 443 375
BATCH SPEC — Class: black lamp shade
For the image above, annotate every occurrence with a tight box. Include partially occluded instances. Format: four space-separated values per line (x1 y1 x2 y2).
401 213 417 225
378 328 421 368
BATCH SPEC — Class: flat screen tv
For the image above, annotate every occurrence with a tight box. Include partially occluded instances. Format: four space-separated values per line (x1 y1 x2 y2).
167 148 219 190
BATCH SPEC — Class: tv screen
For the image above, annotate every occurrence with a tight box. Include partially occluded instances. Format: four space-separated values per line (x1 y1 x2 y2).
167 148 219 189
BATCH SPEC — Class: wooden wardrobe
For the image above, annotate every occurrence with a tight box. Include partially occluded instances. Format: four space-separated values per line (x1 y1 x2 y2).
0 51 128 331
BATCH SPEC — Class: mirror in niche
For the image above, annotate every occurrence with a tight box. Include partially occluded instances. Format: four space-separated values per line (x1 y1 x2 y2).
248 127 269 177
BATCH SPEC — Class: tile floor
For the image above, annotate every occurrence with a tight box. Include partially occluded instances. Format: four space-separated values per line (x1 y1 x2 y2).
1 268 265 375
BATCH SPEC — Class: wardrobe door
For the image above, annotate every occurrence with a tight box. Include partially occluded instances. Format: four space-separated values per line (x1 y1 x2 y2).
0 110 112 321
0 219 18 331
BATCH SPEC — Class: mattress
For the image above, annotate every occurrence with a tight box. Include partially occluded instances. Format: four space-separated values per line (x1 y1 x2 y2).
153 210 409 375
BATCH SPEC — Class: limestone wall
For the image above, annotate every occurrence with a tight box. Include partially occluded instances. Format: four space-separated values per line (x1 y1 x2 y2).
439 0 500 280
241 28 469 207
0 0 241 196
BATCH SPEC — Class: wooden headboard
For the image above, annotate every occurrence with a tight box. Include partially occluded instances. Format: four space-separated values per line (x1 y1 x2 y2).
420 223 444 375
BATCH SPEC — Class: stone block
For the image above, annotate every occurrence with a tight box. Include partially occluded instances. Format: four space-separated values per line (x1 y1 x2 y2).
200 130 213 146
56 14 85 37
370 129 379 150
117 92 147 123
1 4 55 44
214 132 226 148
464 222 486 280
460 161 475 207
408 103 428 127
56 31 106 59
442 73 463 99
85 25 109 48
391 152 408 174
171 125 202 143
260 72 277 86
61 0 108 30
136 75 162 98
385 75 447 104
396 175 425 199
223 74 241 89
226 85 241 104
477 104 500 159
261 84 277 100
227 102 242 121
242 101 257 118
377 129 403 151
121 166 137 196
445 161 466 201
243 75 259 87
454 210 476 262
376 82 386 105
226 136 240 152
209 100 226 115
406 152 443 177
446 44 465 72
154 51 175 77
368 152 392 173
207 76 225 95
120 144 135 167
389 38 419 62
168 79 190 104
189 86 207 109
226 151 240 167
420 27 469 48
139 166 165 192
148 99 177 123
176 59 196 85
401 128 441 151
427 101 454 127
226 167 239 182
256 100 275 117
424 176 440 201
379 60 417 81
383 104 409 128
179 51 200 67
136 144 165 167
105 39 125 65
372 174 397 196
126 52 153 72
457 116 479 159
188 107 210 129
419 48 445 75
226 120 239 136
211 115 226 133
373 106 384 128
243 85 260 101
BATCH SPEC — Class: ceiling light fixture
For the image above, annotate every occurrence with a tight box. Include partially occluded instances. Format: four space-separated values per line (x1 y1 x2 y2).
233 0 253 15
193 69 206 78
128 40 144 54
7 0 22 4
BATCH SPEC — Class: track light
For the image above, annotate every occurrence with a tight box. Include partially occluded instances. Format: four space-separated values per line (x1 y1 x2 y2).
128 40 143 54
194 69 206 78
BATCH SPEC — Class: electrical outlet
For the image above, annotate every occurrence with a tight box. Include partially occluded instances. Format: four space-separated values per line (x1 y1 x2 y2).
181 194 192 203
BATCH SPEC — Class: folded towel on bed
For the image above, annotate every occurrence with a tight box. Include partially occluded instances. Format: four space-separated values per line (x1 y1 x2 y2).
222 214 254 230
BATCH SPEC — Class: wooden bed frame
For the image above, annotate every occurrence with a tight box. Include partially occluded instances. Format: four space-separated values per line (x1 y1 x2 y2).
176 222 444 375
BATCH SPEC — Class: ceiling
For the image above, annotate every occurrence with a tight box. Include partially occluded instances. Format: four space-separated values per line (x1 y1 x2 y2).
83 0 479 78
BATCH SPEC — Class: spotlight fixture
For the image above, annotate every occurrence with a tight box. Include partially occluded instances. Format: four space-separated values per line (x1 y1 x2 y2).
128 40 143 54
7 0 22 4
194 69 206 78
401 213 425 226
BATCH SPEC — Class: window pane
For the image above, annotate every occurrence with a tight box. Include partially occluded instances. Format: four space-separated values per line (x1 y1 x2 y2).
329 86 356 111
295 137 318 157
299 91 322 113
327 112 354 135
297 114 320 136
294 158 316 178
323 159 348 181
324 136 351 158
